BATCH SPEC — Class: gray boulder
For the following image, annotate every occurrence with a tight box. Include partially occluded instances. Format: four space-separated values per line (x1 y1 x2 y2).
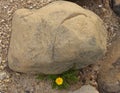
8 1 107 74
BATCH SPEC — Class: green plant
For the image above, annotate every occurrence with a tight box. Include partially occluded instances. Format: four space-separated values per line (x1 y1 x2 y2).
36 69 79 90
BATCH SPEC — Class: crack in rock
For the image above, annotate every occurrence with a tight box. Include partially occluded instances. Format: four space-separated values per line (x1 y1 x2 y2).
61 13 87 24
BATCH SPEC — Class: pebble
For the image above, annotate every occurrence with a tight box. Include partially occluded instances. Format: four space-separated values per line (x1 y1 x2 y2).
10 0 13 3
0 19 5 23
0 66 5 70
98 5 103 8
3 5 8 9
0 71 7 80
29 6 33 9
69 85 99 93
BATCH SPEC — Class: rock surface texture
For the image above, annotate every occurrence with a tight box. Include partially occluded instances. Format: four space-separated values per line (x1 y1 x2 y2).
98 38 120 93
69 85 99 93
8 1 107 74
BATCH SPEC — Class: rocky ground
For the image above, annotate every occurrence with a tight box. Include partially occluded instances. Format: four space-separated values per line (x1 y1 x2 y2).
0 0 120 93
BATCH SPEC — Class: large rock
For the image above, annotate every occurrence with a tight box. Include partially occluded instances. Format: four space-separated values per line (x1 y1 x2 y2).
8 1 107 74
98 38 120 93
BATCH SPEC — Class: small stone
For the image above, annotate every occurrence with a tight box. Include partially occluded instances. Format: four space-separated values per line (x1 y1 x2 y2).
4 79 11 83
0 19 5 23
69 85 99 93
10 0 13 3
0 72 7 80
3 5 8 9
29 6 33 9
98 5 102 8
15 72 20 76
2 60 6 63
0 66 5 70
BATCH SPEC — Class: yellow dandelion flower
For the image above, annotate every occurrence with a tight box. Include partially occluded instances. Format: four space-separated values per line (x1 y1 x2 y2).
55 77 63 85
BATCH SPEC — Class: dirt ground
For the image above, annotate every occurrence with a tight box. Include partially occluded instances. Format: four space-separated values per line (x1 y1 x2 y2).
0 0 120 93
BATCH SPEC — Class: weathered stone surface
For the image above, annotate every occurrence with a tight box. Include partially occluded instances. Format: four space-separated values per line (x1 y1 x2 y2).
8 1 107 74
69 85 99 93
98 38 120 93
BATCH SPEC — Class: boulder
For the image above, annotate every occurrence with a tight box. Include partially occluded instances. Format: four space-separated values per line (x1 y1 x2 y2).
98 38 120 93
8 1 107 74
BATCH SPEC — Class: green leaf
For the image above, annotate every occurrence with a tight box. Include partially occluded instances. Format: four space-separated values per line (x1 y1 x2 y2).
46 74 58 80
36 69 79 90
36 74 46 80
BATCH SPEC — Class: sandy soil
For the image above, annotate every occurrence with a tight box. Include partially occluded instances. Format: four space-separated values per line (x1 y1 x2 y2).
0 0 120 93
